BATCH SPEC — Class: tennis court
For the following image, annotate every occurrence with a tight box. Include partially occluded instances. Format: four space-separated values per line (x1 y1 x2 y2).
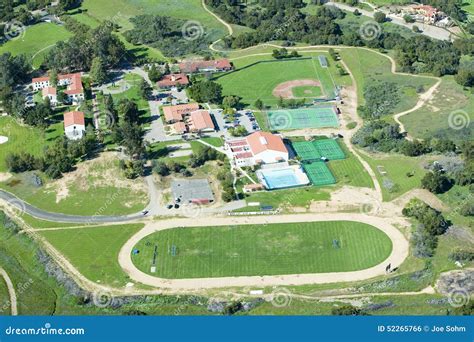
303 162 336 186
292 141 321 161
313 139 345 160
267 106 339 130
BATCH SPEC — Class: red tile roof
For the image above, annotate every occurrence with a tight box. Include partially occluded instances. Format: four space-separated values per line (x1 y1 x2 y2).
157 73 189 88
174 121 187 133
42 87 56 96
64 111 85 127
162 103 199 122
64 73 83 95
188 110 214 131
179 59 232 73
246 131 287 155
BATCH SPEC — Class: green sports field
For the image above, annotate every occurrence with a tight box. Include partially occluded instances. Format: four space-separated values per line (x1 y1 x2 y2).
303 162 336 186
267 106 339 130
132 221 392 278
215 55 337 107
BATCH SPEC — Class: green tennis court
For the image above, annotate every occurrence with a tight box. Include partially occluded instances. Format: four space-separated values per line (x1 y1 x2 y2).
268 106 339 130
303 162 336 186
314 139 345 160
292 141 321 161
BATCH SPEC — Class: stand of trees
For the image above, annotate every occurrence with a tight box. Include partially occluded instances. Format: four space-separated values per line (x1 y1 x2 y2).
123 15 211 57
403 199 450 258
6 128 98 179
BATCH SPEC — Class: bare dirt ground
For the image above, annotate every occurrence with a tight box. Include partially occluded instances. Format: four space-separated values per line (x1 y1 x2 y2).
272 79 321 99
0 267 17 315
0 172 12 182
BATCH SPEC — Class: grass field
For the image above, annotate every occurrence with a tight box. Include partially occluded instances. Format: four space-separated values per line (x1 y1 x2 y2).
328 143 374 188
39 224 144 287
132 221 392 278
400 76 474 142
215 53 344 107
339 48 437 116
292 85 323 98
0 23 72 68
361 152 430 201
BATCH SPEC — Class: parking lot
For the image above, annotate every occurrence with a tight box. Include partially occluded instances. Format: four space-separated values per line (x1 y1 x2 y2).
211 109 260 138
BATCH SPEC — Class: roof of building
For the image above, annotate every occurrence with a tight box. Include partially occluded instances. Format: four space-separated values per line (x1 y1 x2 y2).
246 131 287 155
157 73 189 87
174 121 187 133
64 73 83 95
189 110 214 131
64 111 85 127
162 103 200 122
179 59 232 73
42 86 56 96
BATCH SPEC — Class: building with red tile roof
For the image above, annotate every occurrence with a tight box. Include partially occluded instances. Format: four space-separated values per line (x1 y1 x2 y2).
32 72 84 104
162 103 200 123
188 110 215 132
157 73 189 89
63 111 85 140
225 131 288 167
178 59 232 74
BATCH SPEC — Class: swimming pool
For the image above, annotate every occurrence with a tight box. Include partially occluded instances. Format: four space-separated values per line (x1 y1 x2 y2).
257 166 310 190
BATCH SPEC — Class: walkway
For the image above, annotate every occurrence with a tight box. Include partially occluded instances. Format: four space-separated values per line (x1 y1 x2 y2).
0 267 18 315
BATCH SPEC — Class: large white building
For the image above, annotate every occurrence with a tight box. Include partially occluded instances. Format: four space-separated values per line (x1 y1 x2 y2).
64 111 85 140
225 131 289 167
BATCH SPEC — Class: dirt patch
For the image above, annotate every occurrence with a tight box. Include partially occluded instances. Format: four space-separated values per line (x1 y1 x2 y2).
47 152 147 203
0 172 12 182
272 79 321 99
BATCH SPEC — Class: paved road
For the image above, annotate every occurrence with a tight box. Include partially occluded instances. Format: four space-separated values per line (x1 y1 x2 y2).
0 190 144 224
326 2 455 41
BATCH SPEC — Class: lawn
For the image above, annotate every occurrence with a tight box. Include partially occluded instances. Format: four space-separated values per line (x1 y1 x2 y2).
39 224 144 287
0 117 59 172
132 221 393 278
0 22 72 68
241 186 331 211
328 142 374 188
339 47 437 116
214 52 349 107
400 76 474 142
361 152 430 201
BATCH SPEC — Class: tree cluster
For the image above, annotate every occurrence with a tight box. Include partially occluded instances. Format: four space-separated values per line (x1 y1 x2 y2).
402 199 451 258
123 15 211 57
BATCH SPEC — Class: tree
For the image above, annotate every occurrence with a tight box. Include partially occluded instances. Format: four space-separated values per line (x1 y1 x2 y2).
373 12 386 23
117 121 144 158
50 69 59 87
421 171 453 194
222 95 240 110
254 99 264 110
148 64 162 83
332 305 364 316
117 99 140 124
188 80 222 104
403 14 415 23
90 57 108 85
138 79 152 100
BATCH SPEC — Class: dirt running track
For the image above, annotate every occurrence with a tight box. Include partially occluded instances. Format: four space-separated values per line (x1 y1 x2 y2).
118 213 409 290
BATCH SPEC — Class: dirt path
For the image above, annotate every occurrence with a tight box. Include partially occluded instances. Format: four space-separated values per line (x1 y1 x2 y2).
202 0 234 52
0 267 18 315
118 213 409 290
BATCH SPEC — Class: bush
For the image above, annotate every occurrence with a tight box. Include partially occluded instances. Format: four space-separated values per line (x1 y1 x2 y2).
421 171 453 194
373 12 386 23
332 305 365 316
449 250 474 262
